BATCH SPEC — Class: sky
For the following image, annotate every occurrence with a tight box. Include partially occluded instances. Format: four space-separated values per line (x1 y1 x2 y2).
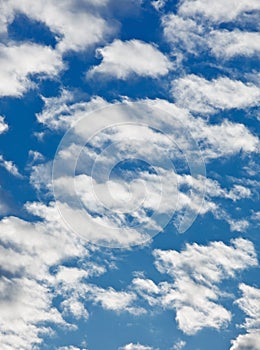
0 0 259 350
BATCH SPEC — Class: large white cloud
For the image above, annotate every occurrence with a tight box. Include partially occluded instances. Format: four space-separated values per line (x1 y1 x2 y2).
0 43 63 97
88 39 172 79
33 94 259 243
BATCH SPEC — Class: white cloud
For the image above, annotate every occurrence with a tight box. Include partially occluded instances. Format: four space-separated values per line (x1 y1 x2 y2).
119 343 154 350
228 219 249 232
58 347 87 350
0 155 22 177
88 39 172 79
172 75 260 114
151 0 166 11
0 116 8 134
0 43 63 97
173 340 186 350
84 285 141 313
178 0 260 23
152 99 259 158
209 30 260 59
231 284 260 350
34 96 259 246
132 238 258 335
0 200 109 349
162 14 205 55
0 276 65 350
2 0 112 53
37 90 109 130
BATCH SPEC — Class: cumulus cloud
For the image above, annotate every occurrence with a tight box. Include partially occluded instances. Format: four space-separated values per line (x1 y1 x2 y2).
0 201 107 349
209 30 260 59
171 75 260 114
178 0 260 23
133 239 258 335
88 39 172 79
0 43 63 97
1 0 112 53
231 284 260 350
161 6 260 61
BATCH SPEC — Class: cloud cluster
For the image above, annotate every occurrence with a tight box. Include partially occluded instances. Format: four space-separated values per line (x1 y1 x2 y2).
133 238 258 335
162 0 260 63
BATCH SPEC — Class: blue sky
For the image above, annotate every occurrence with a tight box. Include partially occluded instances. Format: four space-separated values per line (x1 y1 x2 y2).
0 1 259 349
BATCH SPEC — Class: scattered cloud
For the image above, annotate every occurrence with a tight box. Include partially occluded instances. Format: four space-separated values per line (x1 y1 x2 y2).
231 284 260 350
173 340 186 350
132 239 258 335
88 39 172 79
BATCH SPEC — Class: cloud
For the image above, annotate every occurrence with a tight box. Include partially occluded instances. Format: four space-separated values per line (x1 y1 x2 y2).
132 238 258 335
171 75 260 114
151 0 166 11
88 39 172 79
33 95 259 246
0 155 22 177
209 30 260 59
0 276 65 350
0 201 107 349
178 0 260 23
0 116 8 134
173 340 186 350
84 285 143 314
37 90 109 130
0 43 63 97
119 343 154 350
161 9 260 61
1 0 113 53
162 14 205 55
231 284 260 350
